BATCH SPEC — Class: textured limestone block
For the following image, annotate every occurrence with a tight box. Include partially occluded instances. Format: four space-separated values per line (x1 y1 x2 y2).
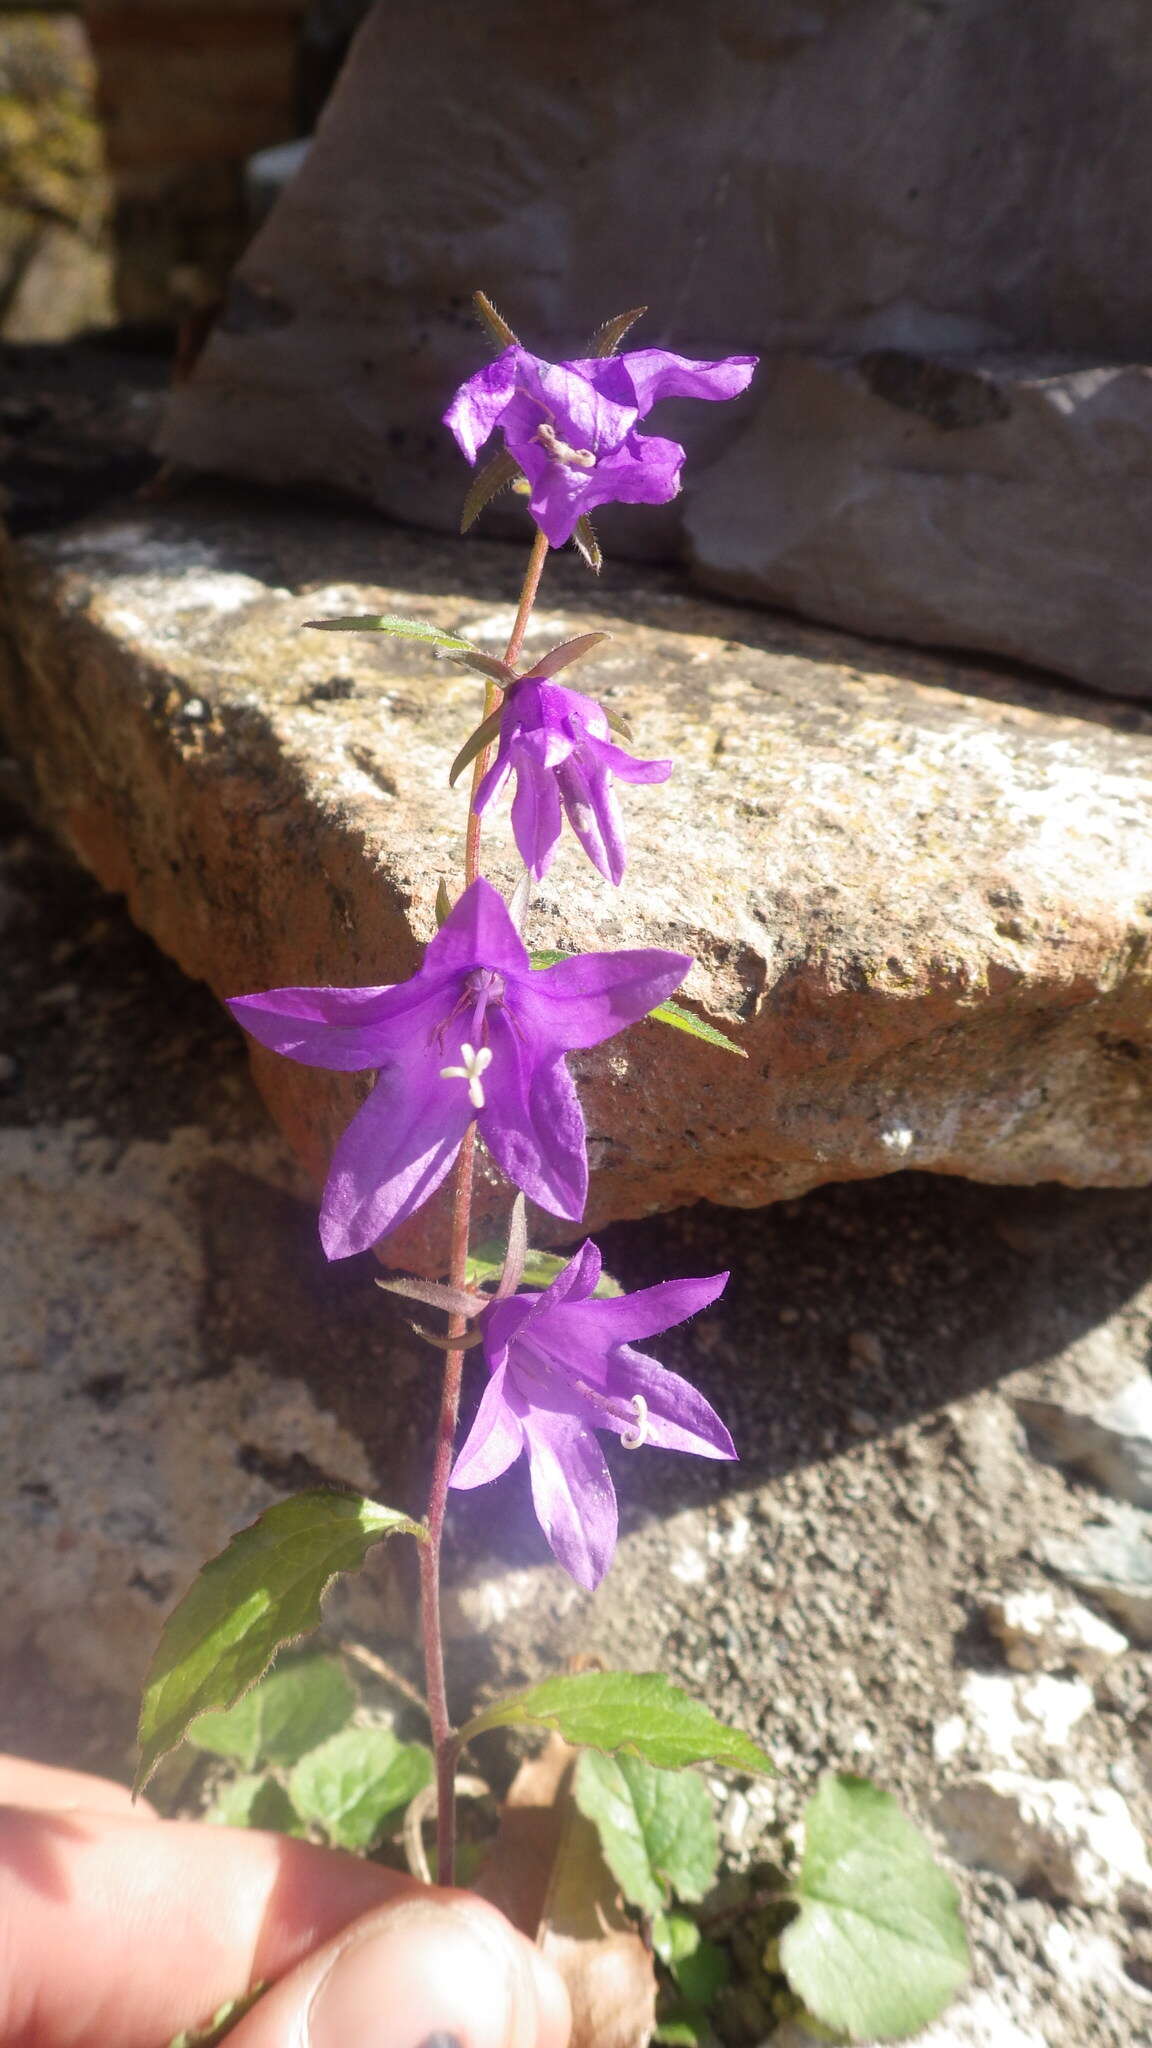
1 492 1151 1270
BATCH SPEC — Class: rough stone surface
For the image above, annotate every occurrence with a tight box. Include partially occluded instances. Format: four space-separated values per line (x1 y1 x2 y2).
158 0 1152 698
936 1771 1152 1910
1017 1375 1152 1509
2 491 1152 1267
982 1589 1129 1678
0 16 113 343
1044 1505 1152 1644
686 352 1152 704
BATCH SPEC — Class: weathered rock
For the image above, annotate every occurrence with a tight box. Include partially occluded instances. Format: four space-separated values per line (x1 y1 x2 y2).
936 1771 1152 1909
0 15 113 343
1017 1375 1152 1509
982 1588 1128 1678
158 0 1152 698
2 492 1152 1268
1043 1504 1152 1643
931 1671 1093 1770
686 353 1152 703
0 1120 377 1697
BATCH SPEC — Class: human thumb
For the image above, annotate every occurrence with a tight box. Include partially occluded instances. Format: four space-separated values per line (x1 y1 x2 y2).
227 1890 571 2048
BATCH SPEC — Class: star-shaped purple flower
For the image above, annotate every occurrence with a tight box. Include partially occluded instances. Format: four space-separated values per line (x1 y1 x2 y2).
444 343 758 548
227 879 691 1260
474 676 671 885
450 1239 734 1589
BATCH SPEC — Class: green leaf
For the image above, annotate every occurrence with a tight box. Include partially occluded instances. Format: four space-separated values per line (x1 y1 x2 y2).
458 1672 772 1774
780 1774 969 2041
303 613 477 649
137 1490 424 1790
189 1654 355 1769
289 1725 433 1851
465 1238 624 1299
647 999 747 1058
528 949 571 969
206 1771 304 1835
574 1750 719 1914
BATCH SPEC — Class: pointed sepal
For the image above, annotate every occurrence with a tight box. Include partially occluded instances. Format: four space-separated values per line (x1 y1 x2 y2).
572 514 603 573
449 703 506 788
461 446 525 532
529 630 613 680
586 306 648 358
435 877 454 927
473 289 519 351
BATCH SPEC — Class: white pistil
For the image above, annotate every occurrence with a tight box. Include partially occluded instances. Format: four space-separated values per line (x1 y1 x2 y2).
534 422 596 470
440 1041 493 1110
621 1394 649 1451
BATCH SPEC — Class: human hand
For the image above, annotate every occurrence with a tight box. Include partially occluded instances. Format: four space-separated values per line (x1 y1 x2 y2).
0 1755 570 2048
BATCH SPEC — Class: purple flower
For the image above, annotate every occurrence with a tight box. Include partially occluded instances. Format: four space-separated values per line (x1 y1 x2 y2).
227 879 690 1260
444 343 758 548
474 676 672 885
450 1240 734 1588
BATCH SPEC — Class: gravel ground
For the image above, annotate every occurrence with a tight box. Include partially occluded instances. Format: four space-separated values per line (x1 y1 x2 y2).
3 740 1152 2044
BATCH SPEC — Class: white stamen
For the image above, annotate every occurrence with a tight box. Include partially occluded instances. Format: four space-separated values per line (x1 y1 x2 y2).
621 1394 649 1450
439 1041 493 1109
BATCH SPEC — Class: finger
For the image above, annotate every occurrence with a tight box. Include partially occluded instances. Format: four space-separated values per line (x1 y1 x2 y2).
229 1891 571 2048
0 1803 413 2047
0 1757 156 1818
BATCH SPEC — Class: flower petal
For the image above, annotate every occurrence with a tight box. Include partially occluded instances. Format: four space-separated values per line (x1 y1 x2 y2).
449 1361 526 1489
479 1011 588 1221
442 347 521 463
605 1345 736 1460
596 349 759 416
583 732 673 786
556 1270 729 1345
521 947 692 1050
318 1057 474 1258
522 1406 618 1588
227 980 437 1071
557 750 627 885
422 875 530 979
509 746 564 877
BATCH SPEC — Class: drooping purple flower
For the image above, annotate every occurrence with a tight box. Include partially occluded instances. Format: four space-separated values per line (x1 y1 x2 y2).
444 343 758 548
227 879 690 1260
450 1239 734 1588
474 676 671 885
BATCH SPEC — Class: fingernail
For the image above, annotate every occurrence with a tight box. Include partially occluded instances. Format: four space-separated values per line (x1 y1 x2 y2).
308 1901 530 2048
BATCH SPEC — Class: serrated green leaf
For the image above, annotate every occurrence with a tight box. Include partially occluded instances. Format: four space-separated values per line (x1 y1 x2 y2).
289 1725 433 1851
189 1654 355 1770
780 1774 969 2041
303 613 477 649
574 1750 719 1914
137 1491 424 1790
458 1672 772 1774
206 1771 304 1835
465 1238 624 1299
648 999 747 1058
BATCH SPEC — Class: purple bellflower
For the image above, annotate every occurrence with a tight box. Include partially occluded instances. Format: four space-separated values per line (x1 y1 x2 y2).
228 878 691 1260
449 1239 734 1589
474 675 672 885
444 343 758 548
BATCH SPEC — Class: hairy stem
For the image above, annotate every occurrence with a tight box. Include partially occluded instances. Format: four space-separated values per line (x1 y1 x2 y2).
420 525 550 1883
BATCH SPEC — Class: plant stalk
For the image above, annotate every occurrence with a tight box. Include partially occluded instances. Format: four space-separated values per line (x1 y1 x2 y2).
420 523 549 1883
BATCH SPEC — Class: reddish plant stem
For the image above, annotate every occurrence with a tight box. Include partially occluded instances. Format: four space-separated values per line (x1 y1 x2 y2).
420 523 550 1884
463 526 549 888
